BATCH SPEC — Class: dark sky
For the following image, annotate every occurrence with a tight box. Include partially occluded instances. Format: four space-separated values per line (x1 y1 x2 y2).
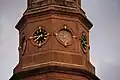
0 0 120 80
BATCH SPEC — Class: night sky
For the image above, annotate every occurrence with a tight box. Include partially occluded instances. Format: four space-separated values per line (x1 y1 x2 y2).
0 0 120 80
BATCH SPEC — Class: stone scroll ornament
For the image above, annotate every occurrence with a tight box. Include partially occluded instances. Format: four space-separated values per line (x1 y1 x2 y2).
18 34 27 56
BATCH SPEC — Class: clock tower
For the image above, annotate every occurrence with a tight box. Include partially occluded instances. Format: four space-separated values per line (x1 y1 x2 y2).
10 0 100 80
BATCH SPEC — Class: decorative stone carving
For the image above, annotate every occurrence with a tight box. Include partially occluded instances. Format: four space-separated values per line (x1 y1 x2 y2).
28 0 76 9
54 25 76 47
18 33 27 56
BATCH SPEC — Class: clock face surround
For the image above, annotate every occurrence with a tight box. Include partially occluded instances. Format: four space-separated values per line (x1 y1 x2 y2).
30 26 50 47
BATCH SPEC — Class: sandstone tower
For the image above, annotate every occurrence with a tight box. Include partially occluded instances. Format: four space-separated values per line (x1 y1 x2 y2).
10 0 100 80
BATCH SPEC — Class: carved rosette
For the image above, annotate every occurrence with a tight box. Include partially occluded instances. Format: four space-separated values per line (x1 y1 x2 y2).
54 25 76 47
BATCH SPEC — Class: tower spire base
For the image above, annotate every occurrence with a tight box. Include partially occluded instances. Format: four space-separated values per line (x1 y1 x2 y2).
10 65 100 80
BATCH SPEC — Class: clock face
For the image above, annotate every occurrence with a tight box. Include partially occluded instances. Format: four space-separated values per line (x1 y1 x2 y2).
30 26 49 47
80 32 88 53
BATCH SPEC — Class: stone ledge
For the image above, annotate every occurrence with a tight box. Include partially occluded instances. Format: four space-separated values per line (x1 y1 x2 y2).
10 65 100 80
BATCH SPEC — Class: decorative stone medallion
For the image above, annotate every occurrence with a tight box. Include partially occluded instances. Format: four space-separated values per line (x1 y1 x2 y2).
54 25 76 47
